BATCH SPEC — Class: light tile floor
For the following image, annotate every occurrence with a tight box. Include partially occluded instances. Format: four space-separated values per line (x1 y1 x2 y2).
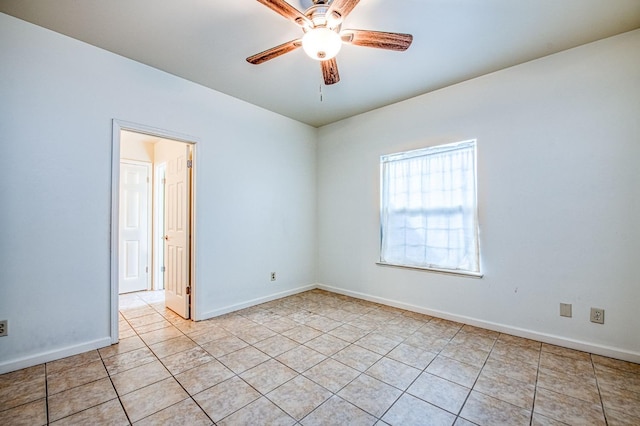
1 289 639 425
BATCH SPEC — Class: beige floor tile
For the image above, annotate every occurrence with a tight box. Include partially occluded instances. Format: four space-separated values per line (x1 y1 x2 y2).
337 374 402 418
127 312 166 329
161 346 214 375
387 343 436 370
481 357 538 385
304 358 361 393
0 398 47 426
193 376 261 422
99 335 146 359
407 372 470 414
218 396 295 426
598 380 640 419
276 345 327 373
496 333 541 350
305 333 350 356
595 363 640 393
332 344 382 372
489 340 540 366
148 335 197 358
50 398 128 426
441 340 490 366
301 395 376 426
262 317 299 333
254 334 299 357
382 393 455 426
134 398 212 426
282 324 324 343
0 371 46 410
541 343 591 361
103 347 157 375
539 351 595 377
175 359 234 395
473 368 535 410
460 391 531 426
536 367 600 404
188 325 230 345
356 332 401 355
110 360 171 396
218 346 271 374
305 314 342 332
403 331 450 352
267 375 332 420
47 360 108 395
592 354 640 375
47 377 117 422
533 387 605 425
201 335 248 357
46 350 101 374
240 359 297 394
138 326 183 346
233 324 277 344
365 357 421 390
530 412 566 425
120 377 188 423
426 355 481 388
604 406 640 426
328 324 369 342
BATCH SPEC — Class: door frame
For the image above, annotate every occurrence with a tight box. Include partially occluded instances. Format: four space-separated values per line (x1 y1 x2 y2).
111 119 199 344
119 159 153 294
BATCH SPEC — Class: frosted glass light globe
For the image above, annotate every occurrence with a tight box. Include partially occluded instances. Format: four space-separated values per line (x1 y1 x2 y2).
302 27 342 61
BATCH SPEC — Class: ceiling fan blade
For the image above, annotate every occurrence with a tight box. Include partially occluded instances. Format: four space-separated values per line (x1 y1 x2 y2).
327 0 360 21
255 0 312 28
247 39 302 64
341 29 413 51
321 58 340 85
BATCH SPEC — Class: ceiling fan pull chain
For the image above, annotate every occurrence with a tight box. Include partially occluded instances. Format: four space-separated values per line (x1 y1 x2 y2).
319 84 323 102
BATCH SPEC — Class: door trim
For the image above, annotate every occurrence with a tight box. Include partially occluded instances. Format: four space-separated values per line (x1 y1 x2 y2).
111 119 199 344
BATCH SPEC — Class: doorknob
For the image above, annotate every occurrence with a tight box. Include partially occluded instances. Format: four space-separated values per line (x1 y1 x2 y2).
164 235 169 241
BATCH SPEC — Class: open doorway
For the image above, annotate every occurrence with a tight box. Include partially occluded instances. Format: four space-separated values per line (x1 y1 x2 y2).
111 120 197 343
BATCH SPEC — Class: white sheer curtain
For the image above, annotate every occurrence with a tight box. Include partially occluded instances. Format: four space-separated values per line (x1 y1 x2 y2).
380 140 479 272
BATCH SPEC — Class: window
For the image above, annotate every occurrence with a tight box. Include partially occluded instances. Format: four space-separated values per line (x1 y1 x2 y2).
380 140 480 275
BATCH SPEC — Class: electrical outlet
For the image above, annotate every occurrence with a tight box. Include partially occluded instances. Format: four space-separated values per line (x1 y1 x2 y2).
0 320 7 337
270 272 276 281
560 303 572 318
590 308 605 324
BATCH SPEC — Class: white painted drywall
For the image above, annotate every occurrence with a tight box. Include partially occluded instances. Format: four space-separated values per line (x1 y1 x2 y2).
0 13 317 372
317 30 640 360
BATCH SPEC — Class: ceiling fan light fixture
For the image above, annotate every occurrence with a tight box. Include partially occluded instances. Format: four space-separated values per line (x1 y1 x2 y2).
302 27 342 60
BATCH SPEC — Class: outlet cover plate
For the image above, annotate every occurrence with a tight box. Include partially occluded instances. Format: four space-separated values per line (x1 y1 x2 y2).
590 308 605 324
560 303 572 318
0 320 7 337
270 272 276 281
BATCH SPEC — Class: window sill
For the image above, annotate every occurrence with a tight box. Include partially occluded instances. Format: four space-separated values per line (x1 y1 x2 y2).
376 262 483 278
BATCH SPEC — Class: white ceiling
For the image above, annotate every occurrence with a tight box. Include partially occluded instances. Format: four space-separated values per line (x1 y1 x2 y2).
2 0 639 127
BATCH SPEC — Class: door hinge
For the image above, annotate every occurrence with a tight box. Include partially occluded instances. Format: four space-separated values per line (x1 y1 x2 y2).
162 178 166 184
146 176 150 183
161 266 166 273
187 159 193 168
145 266 148 273
186 286 191 295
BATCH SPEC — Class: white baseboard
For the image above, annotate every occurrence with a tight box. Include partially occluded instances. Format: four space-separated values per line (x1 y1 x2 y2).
197 284 317 320
0 337 112 375
317 283 640 364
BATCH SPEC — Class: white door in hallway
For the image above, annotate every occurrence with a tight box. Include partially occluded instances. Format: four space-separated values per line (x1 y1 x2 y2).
119 162 151 294
156 141 191 319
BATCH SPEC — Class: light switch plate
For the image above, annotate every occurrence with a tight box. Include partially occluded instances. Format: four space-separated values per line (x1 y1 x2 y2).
560 303 572 318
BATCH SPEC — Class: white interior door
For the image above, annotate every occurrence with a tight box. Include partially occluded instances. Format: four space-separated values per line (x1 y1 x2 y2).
119 162 151 294
156 141 191 318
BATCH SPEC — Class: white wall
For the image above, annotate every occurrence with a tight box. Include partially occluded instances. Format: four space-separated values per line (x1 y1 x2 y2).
0 13 317 373
317 30 640 362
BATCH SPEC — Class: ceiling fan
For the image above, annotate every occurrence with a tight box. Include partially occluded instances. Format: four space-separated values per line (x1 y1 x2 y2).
247 0 413 85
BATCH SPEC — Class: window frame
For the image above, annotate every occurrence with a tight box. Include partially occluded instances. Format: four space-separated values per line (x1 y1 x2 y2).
378 139 482 278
